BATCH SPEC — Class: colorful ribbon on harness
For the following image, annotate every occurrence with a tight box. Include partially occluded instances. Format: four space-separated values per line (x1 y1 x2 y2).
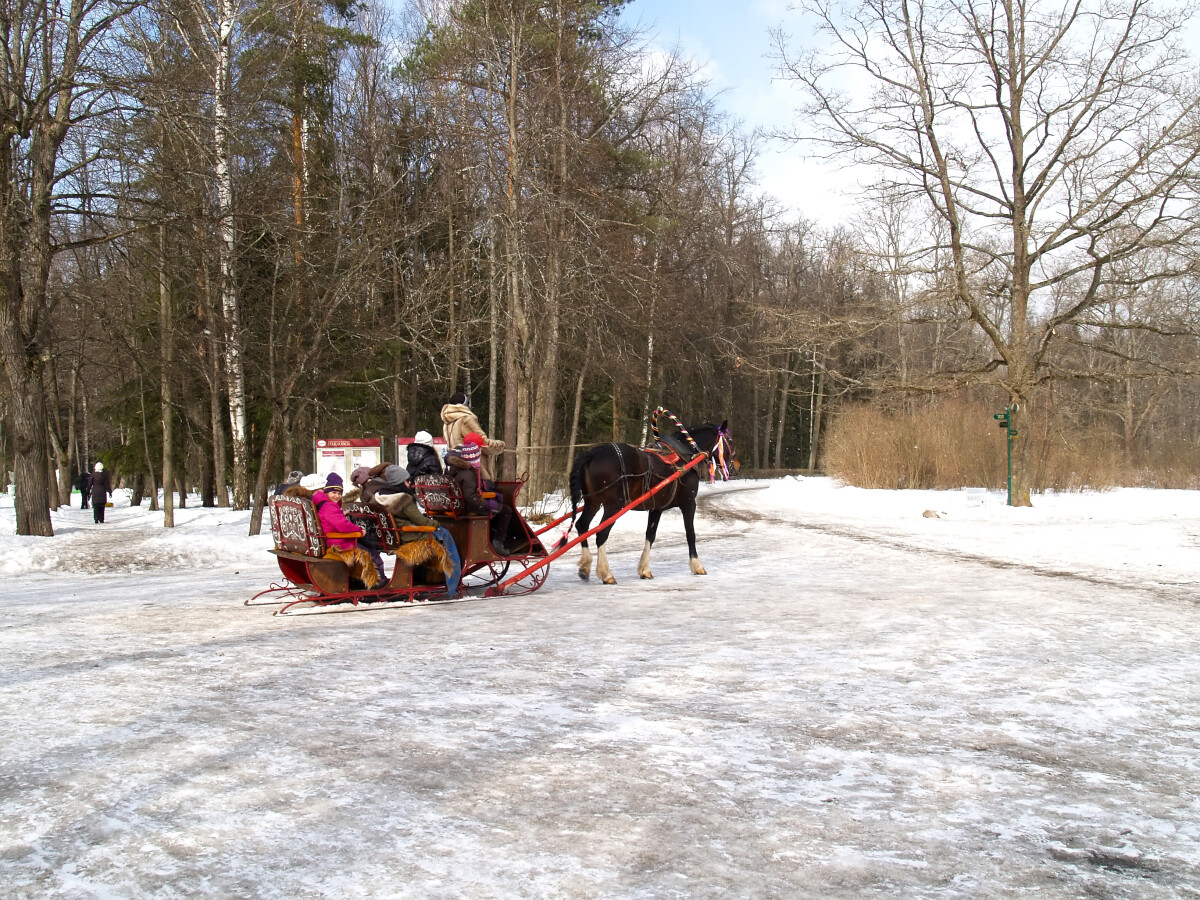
709 425 732 483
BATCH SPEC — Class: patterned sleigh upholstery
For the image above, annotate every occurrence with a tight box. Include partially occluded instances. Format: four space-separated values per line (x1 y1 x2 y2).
412 474 464 514
268 495 326 557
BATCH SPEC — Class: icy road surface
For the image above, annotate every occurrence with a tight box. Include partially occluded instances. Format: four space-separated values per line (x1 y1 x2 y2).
2 479 1199 898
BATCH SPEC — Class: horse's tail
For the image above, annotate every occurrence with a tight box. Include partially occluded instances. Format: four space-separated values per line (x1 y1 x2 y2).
557 447 597 548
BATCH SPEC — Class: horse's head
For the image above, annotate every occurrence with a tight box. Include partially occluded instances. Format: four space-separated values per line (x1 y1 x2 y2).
653 408 741 481
691 420 740 482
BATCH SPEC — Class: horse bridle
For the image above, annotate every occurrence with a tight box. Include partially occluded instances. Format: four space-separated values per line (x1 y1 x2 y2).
708 428 735 483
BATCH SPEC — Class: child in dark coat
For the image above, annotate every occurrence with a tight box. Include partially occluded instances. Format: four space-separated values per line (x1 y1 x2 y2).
446 442 514 554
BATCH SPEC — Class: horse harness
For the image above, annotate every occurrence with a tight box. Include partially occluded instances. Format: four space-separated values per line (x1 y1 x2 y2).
610 441 685 511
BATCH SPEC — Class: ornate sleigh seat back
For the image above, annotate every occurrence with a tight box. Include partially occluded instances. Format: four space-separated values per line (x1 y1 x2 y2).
343 501 401 553
412 474 464 515
269 495 327 558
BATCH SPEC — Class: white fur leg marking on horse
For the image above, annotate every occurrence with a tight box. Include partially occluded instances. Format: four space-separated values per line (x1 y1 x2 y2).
578 545 592 581
638 540 654 579
597 546 617 584
690 557 707 575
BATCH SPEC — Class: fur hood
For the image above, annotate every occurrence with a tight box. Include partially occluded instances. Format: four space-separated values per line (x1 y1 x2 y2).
445 451 474 471
439 402 474 426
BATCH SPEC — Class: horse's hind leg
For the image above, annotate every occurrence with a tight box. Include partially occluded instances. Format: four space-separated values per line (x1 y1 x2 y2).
681 498 707 575
595 509 619 584
638 510 663 579
576 503 597 581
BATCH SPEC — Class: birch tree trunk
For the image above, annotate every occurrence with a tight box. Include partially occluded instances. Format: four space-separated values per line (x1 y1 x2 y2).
488 222 499 435
215 0 249 509
639 247 661 447
501 8 526 481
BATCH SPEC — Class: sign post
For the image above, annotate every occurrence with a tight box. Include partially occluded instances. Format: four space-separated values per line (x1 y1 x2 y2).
993 406 1018 506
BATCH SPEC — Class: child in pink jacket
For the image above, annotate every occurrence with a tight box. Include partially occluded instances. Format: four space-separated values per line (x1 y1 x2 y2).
312 473 383 588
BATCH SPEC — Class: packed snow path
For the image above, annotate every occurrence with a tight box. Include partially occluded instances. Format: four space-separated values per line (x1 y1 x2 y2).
2 480 1199 898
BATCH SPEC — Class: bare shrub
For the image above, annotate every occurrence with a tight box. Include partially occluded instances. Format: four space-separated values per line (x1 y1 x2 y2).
1132 442 1200 489
825 400 1006 489
826 398 1139 492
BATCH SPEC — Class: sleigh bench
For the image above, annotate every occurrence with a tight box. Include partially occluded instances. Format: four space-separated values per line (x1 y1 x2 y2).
267 494 442 594
267 494 352 593
411 475 532 562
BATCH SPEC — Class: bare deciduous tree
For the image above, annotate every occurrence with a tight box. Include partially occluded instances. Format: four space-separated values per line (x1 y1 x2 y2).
777 0 1200 503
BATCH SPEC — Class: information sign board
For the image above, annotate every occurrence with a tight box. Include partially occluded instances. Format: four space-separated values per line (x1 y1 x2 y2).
313 438 383 485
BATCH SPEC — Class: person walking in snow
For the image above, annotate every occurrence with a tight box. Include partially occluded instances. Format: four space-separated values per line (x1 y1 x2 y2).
440 392 504 481
89 462 112 524
77 470 92 509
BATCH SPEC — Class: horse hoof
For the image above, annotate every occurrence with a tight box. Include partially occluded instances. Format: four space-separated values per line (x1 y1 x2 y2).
602 576 617 585
577 570 590 582
639 573 653 580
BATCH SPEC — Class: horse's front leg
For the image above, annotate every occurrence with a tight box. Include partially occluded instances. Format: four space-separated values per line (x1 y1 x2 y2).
576 504 597 581
638 510 663 579
681 498 706 575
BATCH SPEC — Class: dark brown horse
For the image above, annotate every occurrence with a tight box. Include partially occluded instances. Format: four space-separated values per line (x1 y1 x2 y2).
566 421 740 584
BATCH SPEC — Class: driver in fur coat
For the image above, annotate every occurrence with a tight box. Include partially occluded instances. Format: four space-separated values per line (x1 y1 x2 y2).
440 392 505 481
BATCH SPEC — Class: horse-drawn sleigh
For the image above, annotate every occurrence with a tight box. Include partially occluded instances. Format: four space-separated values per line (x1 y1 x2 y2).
250 408 739 615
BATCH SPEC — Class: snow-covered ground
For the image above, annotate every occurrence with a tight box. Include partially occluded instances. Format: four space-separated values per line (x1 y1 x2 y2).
2 478 1199 898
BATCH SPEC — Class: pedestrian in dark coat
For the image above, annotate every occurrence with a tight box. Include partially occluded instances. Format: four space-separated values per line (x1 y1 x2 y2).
406 431 443 478
90 462 112 524
78 470 92 509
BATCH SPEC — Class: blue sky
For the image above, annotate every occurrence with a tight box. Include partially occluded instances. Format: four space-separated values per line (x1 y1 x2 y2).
618 0 855 225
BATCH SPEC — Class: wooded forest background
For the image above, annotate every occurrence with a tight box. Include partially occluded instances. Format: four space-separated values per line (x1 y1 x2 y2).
2 0 1198 535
